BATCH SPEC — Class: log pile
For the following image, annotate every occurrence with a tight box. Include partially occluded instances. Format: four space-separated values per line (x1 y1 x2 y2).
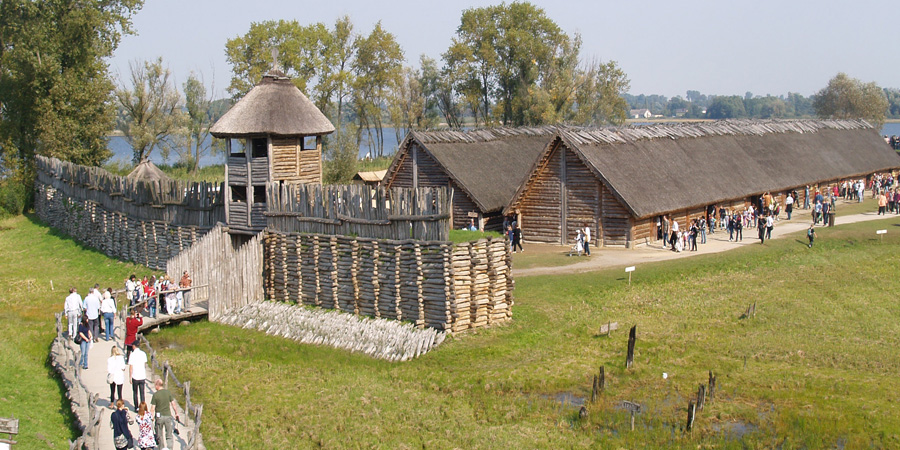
216 301 446 362
263 232 514 332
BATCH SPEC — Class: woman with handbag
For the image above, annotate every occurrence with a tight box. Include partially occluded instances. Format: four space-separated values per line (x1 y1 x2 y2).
110 399 134 449
107 346 126 408
135 401 157 450
76 316 92 370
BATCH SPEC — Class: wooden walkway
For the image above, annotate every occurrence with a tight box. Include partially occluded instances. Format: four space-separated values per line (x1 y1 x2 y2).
136 302 209 333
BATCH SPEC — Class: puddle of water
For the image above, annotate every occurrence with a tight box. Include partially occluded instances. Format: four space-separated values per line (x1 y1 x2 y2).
543 392 586 408
712 421 759 439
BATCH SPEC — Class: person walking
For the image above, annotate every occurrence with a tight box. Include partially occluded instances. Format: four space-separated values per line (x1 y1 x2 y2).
125 274 138 307
765 214 774 240
135 401 157 450
124 308 142 363
807 224 817 248
100 289 117 341
64 287 83 340
734 214 743 241
804 185 810 209
689 220 699 251
76 316 92 369
757 214 766 244
785 193 794 220
107 346 126 408
129 344 148 411
83 286 101 343
109 399 134 450
151 378 181 450
699 216 707 244
511 224 524 253
877 191 887 215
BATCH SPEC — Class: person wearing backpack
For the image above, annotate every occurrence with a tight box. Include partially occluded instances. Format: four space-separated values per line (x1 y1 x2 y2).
807 225 817 248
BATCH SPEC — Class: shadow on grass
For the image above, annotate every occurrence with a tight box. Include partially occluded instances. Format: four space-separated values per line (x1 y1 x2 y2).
45 340 82 440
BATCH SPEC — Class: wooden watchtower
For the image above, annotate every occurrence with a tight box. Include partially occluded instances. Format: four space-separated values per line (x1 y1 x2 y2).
211 70 335 234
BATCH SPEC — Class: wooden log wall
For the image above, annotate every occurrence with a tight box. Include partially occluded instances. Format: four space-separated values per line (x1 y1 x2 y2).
600 184 632 247
264 232 513 332
564 148 600 245
166 224 264 319
35 184 207 271
516 141 563 243
266 182 451 241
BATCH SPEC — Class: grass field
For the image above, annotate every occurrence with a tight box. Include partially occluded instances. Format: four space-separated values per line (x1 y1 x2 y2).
3 212 900 449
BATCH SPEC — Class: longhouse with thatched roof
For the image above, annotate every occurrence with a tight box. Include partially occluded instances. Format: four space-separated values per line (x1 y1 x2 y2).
383 127 554 231
505 119 900 248
211 70 335 233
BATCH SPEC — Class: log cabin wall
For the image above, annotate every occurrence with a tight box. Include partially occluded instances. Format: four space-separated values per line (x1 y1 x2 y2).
564 148 601 245
264 232 513 332
599 184 632 247
297 136 323 184
271 137 301 182
516 142 563 243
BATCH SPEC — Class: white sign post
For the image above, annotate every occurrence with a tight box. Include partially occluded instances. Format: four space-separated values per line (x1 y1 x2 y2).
877 229 887 243
625 266 635 286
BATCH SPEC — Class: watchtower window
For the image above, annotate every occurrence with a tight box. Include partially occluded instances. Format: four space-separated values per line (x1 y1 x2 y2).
252 185 266 204
251 138 268 158
230 185 247 203
302 136 317 150
229 139 246 157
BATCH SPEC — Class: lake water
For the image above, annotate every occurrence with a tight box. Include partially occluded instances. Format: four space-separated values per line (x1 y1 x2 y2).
107 128 402 168
107 124 900 168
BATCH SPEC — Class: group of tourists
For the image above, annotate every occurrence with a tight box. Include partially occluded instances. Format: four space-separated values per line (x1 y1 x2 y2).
503 217 524 253
107 342 181 450
570 226 592 256
63 272 191 449
124 271 193 319
64 285 119 369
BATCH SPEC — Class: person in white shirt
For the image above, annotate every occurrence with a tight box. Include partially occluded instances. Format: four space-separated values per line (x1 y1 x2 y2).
785 194 794 220
100 289 117 341
83 285 102 343
765 214 775 240
125 275 138 307
107 346 127 408
583 226 591 256
63 287 83 340
129 345 148 410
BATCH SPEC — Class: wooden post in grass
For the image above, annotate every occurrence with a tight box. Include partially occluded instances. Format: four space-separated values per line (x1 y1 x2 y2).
708 371 717 403
626 325 636 369
686 400 696 431
697 384 706 411
591 366 606 402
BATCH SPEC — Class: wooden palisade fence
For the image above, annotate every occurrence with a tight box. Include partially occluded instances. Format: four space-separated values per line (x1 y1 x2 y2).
266 182 451 241
50 314 104 450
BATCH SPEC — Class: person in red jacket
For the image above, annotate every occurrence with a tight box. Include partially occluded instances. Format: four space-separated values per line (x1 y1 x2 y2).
124 308 143 363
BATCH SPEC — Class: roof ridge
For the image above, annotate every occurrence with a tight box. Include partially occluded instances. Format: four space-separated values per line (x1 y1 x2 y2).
413 125 559 144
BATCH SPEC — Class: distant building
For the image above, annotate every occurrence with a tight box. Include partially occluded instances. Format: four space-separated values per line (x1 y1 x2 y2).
629 109 652 119
352 170 387 186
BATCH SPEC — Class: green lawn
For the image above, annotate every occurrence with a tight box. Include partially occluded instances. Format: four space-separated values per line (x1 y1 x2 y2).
0 215 153 449
4 212 900 449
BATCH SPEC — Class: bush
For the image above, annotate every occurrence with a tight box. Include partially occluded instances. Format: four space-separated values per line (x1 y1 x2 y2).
0 180 29 217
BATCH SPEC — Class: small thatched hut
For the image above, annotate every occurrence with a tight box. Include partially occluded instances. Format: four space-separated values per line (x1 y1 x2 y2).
126 159 170 181
351 170 386 186
382 127 554 231
211 70 335 233
506 119 900 248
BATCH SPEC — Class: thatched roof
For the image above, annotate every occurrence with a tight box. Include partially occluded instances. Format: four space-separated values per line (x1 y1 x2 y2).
353 170 387 183
509 119 900 219
210 71 335 138
126 159 170 181
386 127 556 213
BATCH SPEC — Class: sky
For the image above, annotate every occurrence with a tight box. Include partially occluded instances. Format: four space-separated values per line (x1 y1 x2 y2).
108 0 898 100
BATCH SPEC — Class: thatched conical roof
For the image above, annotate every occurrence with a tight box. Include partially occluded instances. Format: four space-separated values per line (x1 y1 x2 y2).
210 70 335 138
126 159 170 181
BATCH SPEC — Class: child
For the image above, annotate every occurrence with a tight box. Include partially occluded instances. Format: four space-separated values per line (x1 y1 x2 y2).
807 224 817 248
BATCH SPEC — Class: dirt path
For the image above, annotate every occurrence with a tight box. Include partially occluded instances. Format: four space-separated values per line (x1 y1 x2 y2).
513 210 899 277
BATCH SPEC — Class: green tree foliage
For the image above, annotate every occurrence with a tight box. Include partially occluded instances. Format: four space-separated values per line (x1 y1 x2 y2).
0 0 141 215
224 20 328 99
352 22 403 157
706 95 747 119
174 72 224 173
323 122 358 184
569 59 630 126
883 88 900 117
813 73 888 129
420 55 462 128
115 58 182 164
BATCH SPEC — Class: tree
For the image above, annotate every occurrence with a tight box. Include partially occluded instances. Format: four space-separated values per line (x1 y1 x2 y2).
224 20 328 99
0 0 142 168
706 95 746 119
115 58 182 164
420 55 462 128
813 73 888 129
569 59 630 126
175 72 223 173
352 22 403 157
317 16 356 137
